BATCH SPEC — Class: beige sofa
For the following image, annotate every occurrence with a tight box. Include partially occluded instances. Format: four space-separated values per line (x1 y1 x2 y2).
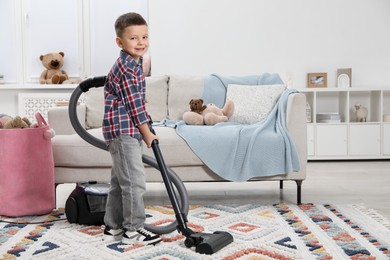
48 75 307 203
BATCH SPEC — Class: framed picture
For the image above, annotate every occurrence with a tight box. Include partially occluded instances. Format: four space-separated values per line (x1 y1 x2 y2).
336 68 352 88
307 73 327 88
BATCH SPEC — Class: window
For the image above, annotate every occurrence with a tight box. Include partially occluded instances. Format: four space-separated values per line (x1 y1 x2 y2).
0 0 148 84
23 0 81 82
0 0 19 83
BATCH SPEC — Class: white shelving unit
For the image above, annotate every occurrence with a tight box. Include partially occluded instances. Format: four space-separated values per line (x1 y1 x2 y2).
300 88 390 160
0 84 77 122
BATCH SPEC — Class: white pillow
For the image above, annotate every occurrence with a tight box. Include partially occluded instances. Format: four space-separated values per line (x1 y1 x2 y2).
226 84 286 124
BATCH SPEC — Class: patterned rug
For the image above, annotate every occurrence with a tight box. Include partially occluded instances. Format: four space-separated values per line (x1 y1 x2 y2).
1 203 390 259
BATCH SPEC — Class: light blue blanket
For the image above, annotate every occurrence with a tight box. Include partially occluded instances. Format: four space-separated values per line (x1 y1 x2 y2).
175 74 300 182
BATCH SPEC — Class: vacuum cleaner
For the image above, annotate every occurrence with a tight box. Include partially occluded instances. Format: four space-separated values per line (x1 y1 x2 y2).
67 76 233 255
65 181 109 226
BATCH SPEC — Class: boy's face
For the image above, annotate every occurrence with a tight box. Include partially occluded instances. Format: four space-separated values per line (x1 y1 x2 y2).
116 25 149 62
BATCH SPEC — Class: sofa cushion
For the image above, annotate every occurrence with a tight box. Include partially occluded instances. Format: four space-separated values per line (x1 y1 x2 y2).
226 84 286 124
52 126 202 168
84 75 169 129
84 88 104 129
167 75 204 120
146 75 169 122
52 129 111 167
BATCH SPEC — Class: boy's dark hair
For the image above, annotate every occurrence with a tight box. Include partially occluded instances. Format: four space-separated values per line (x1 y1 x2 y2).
115 12 147 37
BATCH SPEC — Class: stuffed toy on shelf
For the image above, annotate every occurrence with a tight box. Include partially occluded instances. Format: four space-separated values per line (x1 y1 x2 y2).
39 52 81 84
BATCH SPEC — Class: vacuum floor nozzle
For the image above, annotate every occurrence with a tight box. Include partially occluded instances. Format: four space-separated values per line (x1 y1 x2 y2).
185 231 234 254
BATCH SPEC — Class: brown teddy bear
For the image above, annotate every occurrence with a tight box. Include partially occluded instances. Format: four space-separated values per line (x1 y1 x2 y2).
183 99 234 125
39 52 71 84
0 115 31 129
189 99 207 114
39 52 82 84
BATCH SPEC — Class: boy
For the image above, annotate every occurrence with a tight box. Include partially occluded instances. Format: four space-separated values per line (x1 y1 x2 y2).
102 12 161 245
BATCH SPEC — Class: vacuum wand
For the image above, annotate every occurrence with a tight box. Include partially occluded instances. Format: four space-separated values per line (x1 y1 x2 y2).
149 122 193 237
150 138 193 237
148 120 233 254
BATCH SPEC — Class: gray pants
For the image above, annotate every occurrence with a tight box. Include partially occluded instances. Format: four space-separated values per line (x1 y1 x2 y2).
104 135 146 231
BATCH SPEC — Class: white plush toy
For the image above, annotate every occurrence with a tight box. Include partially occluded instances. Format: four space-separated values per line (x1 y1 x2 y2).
354 103 368 122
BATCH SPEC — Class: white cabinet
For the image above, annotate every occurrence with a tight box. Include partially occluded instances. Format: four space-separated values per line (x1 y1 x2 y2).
316 125 347 156
0 85 76 122
307 124 315 156
349 124 380 156
384 124 390 155
301 88 390 160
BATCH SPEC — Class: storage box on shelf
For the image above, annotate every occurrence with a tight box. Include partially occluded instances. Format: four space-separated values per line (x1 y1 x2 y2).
300 87 390 160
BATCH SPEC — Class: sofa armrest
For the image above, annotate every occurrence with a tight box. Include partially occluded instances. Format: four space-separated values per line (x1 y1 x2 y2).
286 92 307 169
48 104 86 135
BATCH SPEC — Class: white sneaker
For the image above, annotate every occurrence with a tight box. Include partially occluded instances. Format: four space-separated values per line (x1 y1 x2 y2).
122 227 161 245
103 226 124 242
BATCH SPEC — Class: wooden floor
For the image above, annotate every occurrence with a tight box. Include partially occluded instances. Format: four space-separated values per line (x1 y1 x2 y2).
56 160 390 220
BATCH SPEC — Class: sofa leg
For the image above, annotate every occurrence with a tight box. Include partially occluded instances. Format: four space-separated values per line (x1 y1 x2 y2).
279 180 283 189
295 180 303 205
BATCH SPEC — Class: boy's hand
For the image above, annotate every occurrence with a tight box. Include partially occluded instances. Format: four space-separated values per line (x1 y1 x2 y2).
144 132 159 148
138 123 159 148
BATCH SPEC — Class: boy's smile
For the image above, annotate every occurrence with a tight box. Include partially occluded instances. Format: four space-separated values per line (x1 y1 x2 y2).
116 25 149 62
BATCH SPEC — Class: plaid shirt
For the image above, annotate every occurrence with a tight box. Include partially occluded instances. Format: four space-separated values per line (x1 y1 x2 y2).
102 50 149 145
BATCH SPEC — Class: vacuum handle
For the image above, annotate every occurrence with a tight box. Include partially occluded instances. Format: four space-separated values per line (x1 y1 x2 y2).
79 76 107 92
148 119 193 236
150 139 191 233
148 116 156 134
148 117 159 145
147 118 177 210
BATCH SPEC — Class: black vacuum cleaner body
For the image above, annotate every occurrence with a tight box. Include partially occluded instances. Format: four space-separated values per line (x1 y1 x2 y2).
65 182 109 226
68 77 233 254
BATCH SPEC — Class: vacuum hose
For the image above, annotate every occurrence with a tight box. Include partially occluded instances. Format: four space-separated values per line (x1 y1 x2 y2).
68 76 189 235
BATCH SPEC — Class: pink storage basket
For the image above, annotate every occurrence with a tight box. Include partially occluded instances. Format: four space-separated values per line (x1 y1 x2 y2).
0 112 55 217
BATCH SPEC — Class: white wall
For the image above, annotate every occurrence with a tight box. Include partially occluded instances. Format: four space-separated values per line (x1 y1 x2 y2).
89 0 148 76
149 0 390 88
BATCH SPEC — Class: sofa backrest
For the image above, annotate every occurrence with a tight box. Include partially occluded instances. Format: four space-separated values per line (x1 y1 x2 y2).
145 75 170 122
83 75 169 129
83 74 288 128
167 75 204 120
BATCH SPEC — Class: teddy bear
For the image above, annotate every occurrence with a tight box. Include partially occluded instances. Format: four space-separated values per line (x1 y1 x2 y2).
0 115 31 129
183 99 234 125
39 52 82 84
0 114 12 128
189 99 207 114
354 103 368 122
